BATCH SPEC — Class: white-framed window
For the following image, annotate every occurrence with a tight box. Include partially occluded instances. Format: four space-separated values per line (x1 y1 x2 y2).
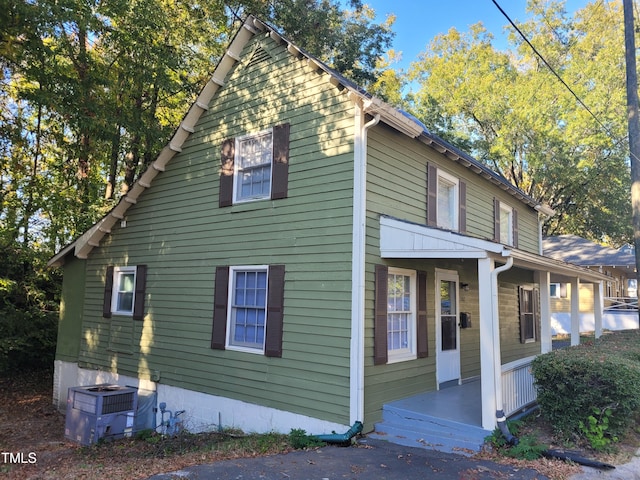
227 266 269 353
387 268 417 362
111 266 137 316
499 202 514 245
550 283 562 298
437 170 459 231
233 129 273 203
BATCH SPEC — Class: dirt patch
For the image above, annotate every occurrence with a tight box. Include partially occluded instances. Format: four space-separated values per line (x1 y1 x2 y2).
0 370 293 479
1 369 639 480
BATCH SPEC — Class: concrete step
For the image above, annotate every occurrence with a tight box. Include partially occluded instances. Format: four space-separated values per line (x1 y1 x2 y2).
370 403 490 455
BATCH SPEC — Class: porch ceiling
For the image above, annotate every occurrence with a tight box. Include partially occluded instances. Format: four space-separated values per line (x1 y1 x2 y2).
379 216 611 284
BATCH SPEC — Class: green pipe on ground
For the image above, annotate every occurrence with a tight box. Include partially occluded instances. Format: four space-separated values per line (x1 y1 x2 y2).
312 421 363 445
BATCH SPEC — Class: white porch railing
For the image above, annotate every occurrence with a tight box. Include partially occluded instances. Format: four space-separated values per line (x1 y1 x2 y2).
501 356 537 417
604 297 638 311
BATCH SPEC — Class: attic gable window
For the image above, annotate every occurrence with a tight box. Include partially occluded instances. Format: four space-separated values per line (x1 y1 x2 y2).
235 130 273 202
219 123 290 207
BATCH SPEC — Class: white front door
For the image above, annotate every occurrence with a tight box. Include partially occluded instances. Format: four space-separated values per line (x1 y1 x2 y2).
436 270 461 386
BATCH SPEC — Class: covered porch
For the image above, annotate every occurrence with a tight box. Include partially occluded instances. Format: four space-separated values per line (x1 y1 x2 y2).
371 357 537 453
375 216 611 451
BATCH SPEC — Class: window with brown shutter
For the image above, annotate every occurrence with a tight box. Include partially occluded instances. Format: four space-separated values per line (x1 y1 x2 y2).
427 163 462 232
211 265 285 357
374 265 427 365
102 265 146 319
218 123 290 207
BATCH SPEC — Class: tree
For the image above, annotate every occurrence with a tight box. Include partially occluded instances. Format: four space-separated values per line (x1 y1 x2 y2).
228 0 395 89
408 0 632 246
1 0 396 256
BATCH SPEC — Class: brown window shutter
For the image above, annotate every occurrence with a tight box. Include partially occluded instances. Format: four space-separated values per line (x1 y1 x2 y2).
459 180 467 234
518 287 527 344
265 264 286 357
133 265 147 321
211 266 229 350
103 266 114 318
219 138 235 207
417 271 428 358
493 197 501 242
427 164 438 226
271 123 290 200
512 208 519 248
374 264 389 365
533 287 540 341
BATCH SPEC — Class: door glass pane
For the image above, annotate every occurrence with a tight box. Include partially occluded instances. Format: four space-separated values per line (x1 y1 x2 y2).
440 280 457 351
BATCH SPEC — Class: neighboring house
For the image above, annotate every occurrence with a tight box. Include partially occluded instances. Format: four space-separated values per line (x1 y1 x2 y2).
49 16 610 452
543 235 638 334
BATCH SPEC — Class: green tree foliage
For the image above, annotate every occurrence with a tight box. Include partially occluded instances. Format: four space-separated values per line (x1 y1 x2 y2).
0 0 394 370
228 0 395 89
1 0 395 255
0 243 60 372
408 0 632 246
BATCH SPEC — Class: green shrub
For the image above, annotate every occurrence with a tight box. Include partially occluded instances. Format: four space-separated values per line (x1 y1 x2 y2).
532 335 640 445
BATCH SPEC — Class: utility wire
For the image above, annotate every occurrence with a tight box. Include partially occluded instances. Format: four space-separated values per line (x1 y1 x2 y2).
491 0 615 139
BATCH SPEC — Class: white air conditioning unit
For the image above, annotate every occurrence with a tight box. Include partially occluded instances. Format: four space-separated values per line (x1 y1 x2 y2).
65 384 138 445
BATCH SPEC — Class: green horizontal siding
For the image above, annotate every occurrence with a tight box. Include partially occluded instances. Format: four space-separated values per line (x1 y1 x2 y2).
55 256 86 362
78 34 355 426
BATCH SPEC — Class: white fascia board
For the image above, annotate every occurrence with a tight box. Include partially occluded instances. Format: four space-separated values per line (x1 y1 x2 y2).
50 16 259 265
510 249 611 283
380 216 507 259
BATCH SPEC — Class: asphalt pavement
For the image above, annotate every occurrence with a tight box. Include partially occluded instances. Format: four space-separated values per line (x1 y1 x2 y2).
147 437 548 479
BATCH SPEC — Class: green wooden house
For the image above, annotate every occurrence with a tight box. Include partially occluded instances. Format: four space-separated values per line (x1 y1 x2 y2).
49 15 609 452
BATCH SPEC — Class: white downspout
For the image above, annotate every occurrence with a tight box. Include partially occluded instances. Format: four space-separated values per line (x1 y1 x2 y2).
490 255 517 444
350 97 380 426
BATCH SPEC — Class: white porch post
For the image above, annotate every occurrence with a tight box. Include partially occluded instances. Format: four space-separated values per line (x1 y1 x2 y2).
570 277 580 346
478 257 497 431
593 282 603 338
536 270 552 353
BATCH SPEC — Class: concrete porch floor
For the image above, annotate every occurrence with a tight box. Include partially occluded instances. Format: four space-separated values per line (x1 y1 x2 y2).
370 379 490 454
386 379 483 427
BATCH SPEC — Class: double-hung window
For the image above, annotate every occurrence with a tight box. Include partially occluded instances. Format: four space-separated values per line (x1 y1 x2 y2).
235 130 273 203
112 266 136 315
494 198 518 247
499 202 514 245
427 164 465 233
218 123 290 207
386 268 417 362
437 171 459 231
103 265 147 320
211 264 285 357
228 266 268 352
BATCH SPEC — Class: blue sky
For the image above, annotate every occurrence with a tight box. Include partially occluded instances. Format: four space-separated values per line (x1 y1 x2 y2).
363 0 590 72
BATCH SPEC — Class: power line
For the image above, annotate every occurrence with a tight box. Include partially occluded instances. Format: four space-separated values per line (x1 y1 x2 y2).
490 0 615 140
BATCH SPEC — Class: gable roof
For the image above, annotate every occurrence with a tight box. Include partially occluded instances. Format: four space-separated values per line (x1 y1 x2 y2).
49 15 551 267
543 235 636 269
